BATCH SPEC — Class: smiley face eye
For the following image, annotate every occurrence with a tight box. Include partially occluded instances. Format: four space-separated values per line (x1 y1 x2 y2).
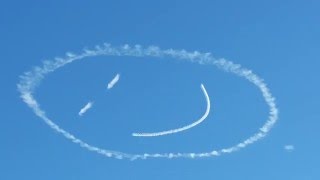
17 44 278 160
78 102 94 116
107 74 120 90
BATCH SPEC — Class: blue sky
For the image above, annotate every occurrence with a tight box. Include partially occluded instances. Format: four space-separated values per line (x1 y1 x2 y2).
1 0 320 179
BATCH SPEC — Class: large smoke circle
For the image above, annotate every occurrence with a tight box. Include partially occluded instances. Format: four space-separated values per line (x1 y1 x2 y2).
17 44 279 160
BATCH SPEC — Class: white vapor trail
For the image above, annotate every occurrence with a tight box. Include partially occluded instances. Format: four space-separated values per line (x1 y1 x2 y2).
107 73 120 89
132 83 211 137
78 102 93 116
17 43 279 160
284 145 294 152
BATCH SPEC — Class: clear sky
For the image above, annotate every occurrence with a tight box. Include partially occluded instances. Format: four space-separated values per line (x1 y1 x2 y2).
1 0 320 179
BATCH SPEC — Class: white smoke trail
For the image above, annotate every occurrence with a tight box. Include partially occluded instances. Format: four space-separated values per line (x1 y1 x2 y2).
132 83 211 137
17 43 279 160
78 102 93 116
107 73 120 89
284 145 294 152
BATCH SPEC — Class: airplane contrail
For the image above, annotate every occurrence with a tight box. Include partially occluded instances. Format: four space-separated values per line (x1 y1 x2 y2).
132 83 211 137
107 73 120 89
17 44 279 160
78 102 93 116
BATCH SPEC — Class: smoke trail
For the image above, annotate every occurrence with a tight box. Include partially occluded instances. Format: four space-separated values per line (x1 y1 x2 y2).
107 73 120 89
17 44 279 160
132 83 211 137
284 145 294 152
78 102 94 116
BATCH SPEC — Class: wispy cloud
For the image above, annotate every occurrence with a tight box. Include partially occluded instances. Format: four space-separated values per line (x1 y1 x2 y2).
284 145 295 152
17 43 279 160
107 73 120 89
78 102 93 116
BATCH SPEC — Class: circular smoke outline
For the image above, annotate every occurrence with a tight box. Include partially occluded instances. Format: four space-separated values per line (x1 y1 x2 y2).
17 44 279 160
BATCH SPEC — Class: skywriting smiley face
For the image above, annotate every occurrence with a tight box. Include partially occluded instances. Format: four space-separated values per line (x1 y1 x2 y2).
18 44 278 160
